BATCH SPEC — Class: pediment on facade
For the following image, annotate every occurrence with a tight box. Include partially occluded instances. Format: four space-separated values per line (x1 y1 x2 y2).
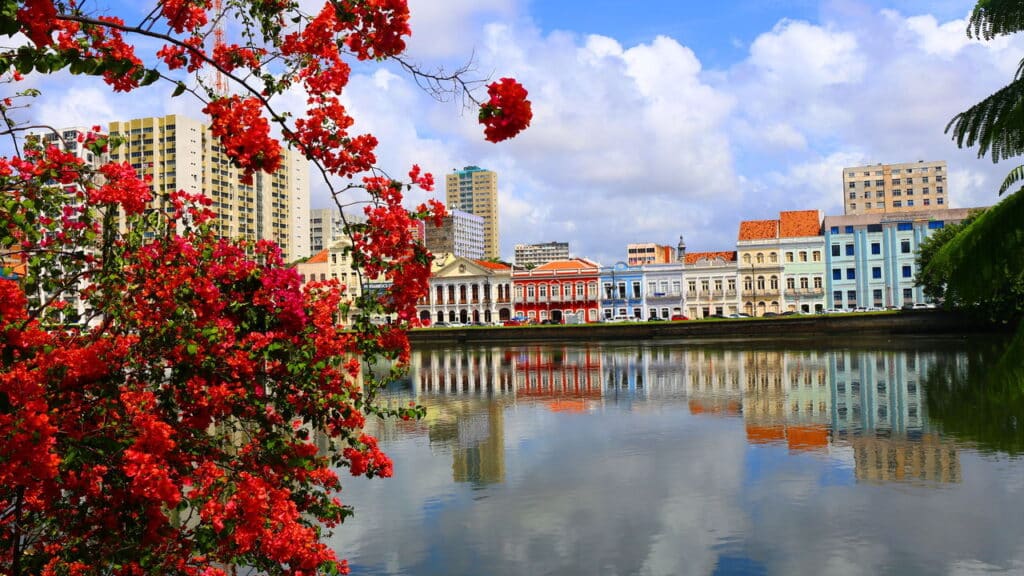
433 256 505 279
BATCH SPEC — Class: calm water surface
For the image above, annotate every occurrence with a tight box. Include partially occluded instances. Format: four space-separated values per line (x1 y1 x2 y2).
328 336 1024 576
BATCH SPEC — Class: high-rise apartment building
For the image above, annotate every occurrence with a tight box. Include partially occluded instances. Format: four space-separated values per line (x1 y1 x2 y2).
514 241 570 267
309 207 345 255
446 166 498 259
108 115 310 260
423 209 485 259
843 161 948 216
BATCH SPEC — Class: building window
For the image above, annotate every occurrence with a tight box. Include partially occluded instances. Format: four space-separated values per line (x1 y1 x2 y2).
898 222 913 231
527 285 535 299
785 252 794 263
847 290 857 307
770 276 778 290
830 226 839 234
832 245 841 257
866 202 872 209
832 269 841 280
937 197 944 205
873 289 883 306
892 178 901 185
744 277 752 291
833 291 843 307
893 189 902 196
872 267 882 279
851 203 857 210
787 278 795 290
756 276 765 290
799 251 807 262
800 277 809 289
539 285 547 299
871 242 881 255
743 254 751 264
907 200 914 207
814 277 822 289
928 221 944 229
845 226 854 233
603 282 614 299
770 252 778 263
632 281 641 298
903 288 913 303
845 244 854 256
902 265 912 278
893 200 902 207
813 251 821 261
846 268 855 280
924 199 931 206
901 239 911 254
848 192 856 199
756 253 764 264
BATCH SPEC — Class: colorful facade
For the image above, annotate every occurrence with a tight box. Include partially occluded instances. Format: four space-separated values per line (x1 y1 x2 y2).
778 210 826 314
599 262 645 320
417 254 512 325
640 262 686 320
737 219 783 316
681 251 739 318
823 208 975 310
512 258 601 324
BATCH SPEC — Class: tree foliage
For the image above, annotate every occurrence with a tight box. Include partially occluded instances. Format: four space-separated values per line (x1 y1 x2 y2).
0 1 531 575
935 0 1024 366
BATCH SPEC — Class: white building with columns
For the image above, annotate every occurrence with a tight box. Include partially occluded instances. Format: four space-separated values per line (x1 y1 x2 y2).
418 254 513 325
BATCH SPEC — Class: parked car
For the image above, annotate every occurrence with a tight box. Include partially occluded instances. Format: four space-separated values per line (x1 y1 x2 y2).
762 312 779 318
540 318 561 325
670 314 689 321
647 316 665 322
503 318 526 327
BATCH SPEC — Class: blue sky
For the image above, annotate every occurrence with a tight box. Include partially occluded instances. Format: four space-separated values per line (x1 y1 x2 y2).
15 0 1021 264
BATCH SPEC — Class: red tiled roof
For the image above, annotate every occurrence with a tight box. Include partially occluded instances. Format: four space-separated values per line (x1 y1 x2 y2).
474 259 511 271
779 210 822 238
738 220 778 241
534 258 598 271
684 251 737 265
306 249 329 264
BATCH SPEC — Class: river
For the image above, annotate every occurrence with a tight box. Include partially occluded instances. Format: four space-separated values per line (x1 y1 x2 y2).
327 335 1024 575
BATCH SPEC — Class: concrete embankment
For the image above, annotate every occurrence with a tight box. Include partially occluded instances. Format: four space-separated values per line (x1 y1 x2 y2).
407 311 1010 345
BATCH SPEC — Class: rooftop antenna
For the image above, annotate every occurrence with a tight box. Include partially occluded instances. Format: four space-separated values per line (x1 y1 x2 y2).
211 0 229 96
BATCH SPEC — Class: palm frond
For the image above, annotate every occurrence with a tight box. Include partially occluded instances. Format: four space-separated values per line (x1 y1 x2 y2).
998 164 1024 195
929 189 1024 302
946 77 1024 162
968 0 1024 40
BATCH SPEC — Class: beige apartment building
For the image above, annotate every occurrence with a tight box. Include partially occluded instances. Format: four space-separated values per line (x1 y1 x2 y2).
108 115 310 260
843 160 947 215
446 166 499 259
626 242 675 266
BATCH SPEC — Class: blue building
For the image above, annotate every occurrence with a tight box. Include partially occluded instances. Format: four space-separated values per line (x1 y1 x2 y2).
822 208 976 310
599 262 645 320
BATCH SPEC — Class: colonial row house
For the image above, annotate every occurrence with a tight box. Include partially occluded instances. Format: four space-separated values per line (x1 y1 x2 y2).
512 258 601 324
417 254 513 325
681 250 739 319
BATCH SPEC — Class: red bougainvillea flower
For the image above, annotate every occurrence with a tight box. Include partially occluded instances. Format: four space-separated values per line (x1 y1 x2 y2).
479 78 533 143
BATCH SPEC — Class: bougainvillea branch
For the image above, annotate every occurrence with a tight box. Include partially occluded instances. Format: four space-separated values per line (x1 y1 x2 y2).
0 0 530 575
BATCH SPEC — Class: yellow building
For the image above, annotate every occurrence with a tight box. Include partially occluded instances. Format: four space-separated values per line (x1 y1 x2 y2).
445 165 499 260
108 115 309 260
843 160 948 215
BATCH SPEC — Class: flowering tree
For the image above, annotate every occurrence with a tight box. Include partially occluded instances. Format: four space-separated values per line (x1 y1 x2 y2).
0 1 531 575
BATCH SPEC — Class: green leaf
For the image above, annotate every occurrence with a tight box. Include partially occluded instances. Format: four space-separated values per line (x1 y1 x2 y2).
172 81 187 97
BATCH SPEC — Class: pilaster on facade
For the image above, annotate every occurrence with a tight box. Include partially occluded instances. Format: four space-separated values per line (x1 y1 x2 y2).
512 258 601 324
418 255 512 325
823 208 977 310
681 251 739 318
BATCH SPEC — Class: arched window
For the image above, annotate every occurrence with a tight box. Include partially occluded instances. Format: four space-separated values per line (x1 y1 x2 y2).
770 276 779 290
743 254 751 264
744 276 753 290
756 253 765 264
769 252 778 263
786 278 795 290
757 276 765 290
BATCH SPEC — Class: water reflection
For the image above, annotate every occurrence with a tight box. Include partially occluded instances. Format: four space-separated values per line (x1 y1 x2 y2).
339 339 1023 576
387 342 977 486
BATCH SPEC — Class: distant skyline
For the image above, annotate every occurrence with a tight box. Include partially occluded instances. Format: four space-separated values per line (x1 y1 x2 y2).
12 0 1019 264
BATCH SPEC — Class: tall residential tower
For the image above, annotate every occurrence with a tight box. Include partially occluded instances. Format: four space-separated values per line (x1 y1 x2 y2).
445 165 499 259
108 115 310 260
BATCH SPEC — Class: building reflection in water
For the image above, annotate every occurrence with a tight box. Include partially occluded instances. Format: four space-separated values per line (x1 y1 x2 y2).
391 344 964 485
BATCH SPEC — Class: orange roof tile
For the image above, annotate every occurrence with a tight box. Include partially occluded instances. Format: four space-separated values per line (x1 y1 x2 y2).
684 251 737 265
534 258 598 271
306 249 329 264
779 210 822 238
738 220 778 241
474 259 511 271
